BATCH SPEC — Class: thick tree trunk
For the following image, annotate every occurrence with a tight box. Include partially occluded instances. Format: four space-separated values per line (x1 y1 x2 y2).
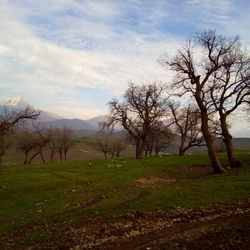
135 139 145 159
195 93 225 174
202 115 225 173
179 136 185 155
220 116 241 168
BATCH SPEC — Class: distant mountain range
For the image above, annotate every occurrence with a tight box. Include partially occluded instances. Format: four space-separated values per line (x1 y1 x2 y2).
0 97 107 130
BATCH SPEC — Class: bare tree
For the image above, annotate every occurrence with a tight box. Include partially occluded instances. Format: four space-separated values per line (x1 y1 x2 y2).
47 128 59 162
95 124 127 159
0 107 40 164
168 102 205 155
208 34 250 168
56 127 74 161
145 122 174 156
107 83 167 159
17 129 40 164
17 125 51 164
160 30 243 173
32 124 51 163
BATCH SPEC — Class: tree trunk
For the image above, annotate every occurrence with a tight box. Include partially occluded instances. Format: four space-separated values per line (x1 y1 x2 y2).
179 136 186 155
195 93 225 174
64 149 67 161
40 150 45 163
135 139 145 159
59 150 63 161
220 115 241 168
50 149 55 162
179 139 185 156
24 151 29 164
28 151 40 164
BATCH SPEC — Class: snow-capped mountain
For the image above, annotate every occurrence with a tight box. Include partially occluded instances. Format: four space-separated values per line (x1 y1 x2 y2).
0 97 106 130
0 97 63 122
0 96 31 110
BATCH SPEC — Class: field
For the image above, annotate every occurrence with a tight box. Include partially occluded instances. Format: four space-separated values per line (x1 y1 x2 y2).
0 152 250 249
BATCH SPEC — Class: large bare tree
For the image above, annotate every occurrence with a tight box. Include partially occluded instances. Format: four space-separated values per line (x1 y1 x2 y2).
107 83 167 159
208 34 250 168
160 31 246 173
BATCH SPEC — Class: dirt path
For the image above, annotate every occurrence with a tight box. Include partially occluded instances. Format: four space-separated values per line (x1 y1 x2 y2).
64 199 250 250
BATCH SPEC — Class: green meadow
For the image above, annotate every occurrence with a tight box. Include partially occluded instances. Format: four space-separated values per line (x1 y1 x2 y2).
0 152 249 247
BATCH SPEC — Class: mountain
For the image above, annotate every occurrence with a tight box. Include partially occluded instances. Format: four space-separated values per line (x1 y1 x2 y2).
40 119 93 130
0 97 102 131
0 96 31 110
0 96 63 122
85 115 108 129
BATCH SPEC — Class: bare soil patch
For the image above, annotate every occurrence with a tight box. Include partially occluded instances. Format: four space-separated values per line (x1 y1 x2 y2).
136 177 176 187
60 199 250 250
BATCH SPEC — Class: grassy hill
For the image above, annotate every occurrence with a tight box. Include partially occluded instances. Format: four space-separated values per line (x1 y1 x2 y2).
0 152 250 248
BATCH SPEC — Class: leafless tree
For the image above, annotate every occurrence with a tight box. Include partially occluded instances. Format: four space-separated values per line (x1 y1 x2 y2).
145 121 174 156
107 83 167 159
160 30 245 173
17 124 51 164
32 124 51 163
0 107 40 164
168 102 205 155
208 34 250 168
56 127 74 161
17 129 39 164
47 128 59 162
95 124 127 159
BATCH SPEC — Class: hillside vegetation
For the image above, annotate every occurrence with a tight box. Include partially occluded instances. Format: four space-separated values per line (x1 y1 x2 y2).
0 152 249 249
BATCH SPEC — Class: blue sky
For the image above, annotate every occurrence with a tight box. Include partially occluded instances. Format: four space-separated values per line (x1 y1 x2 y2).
0 0 249 136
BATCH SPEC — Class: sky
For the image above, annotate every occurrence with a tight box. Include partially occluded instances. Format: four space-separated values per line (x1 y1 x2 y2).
0 0 249 136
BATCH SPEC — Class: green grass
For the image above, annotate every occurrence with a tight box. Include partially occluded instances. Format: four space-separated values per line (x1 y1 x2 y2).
0 152 250 246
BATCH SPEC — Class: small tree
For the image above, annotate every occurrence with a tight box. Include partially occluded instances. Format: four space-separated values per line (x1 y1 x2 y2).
108 83 167 159
0 107 40 164
17 125 51 164
56 127 74 161
95 124 127 159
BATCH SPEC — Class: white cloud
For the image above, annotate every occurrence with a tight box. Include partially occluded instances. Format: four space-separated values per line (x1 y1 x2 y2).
0 0 179 119
0 0 249 136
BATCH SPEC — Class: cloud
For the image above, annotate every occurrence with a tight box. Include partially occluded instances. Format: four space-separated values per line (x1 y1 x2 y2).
0 0 249 136
0 0 180 119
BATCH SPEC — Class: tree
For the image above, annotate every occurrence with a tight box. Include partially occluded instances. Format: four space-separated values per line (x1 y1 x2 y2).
107 83 167 159
144 121 174 156
0 107 40 164
17 128 40 164
168 102 205 155
95 124 127 159
17 125 51 164
208 33 250 168
160 30 245 173
56 127 74 161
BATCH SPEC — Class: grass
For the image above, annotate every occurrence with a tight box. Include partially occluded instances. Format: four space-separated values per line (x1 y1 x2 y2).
0 152 250 247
